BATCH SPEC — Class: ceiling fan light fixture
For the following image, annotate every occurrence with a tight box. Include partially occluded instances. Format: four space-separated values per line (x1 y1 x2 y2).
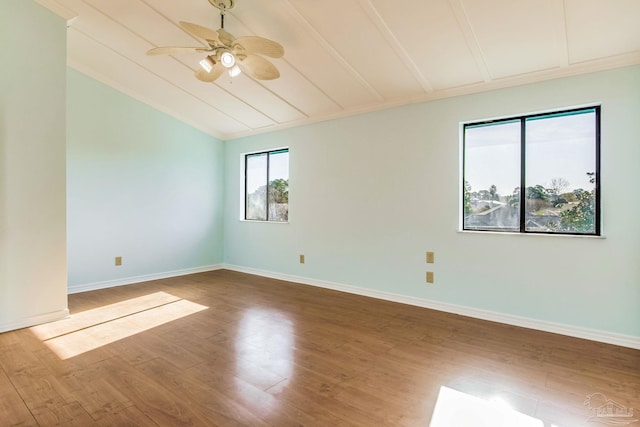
220 51 236 68
199 56 216 73
229 65 242 77
150 0 284 83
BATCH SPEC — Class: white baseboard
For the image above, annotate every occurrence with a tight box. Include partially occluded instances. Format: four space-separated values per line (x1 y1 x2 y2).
67 264 224 294
223 264 640 350
0 308 70 333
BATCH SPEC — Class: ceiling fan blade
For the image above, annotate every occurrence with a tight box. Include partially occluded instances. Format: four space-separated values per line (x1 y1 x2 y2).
146 46 207 56
195 63 225 82
234 36 284 58
179 21 220 44
237 54 280 80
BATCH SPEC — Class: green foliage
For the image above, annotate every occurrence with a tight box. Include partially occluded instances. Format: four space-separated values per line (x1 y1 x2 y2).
468 172 596 234
560 188 595 233
525 185 550 212
526 185 549 201
463 181 472 214
508 187 520 207
268 178 289 204
488 184 499 201
477 187 499 201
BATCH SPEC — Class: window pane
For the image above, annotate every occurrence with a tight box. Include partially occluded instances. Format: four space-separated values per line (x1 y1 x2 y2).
525 111 596 233
268 150 289 222
464 121 521 231
246 153 267 220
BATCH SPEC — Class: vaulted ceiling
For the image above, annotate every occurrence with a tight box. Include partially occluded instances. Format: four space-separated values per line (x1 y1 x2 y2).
36 0 640 140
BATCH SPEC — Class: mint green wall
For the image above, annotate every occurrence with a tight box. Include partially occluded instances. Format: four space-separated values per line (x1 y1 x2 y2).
5 1 635 341
67 69 225 290
0 0 68 330
224 66 640 338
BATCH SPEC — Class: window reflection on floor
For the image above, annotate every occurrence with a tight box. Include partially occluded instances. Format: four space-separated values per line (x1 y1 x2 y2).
430 386 559 427
30 292 208 359
234 308 295 413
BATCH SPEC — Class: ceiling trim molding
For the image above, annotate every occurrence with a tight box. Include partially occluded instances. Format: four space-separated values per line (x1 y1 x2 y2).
71 50 635 142
225 55 640 140
74 49 635 142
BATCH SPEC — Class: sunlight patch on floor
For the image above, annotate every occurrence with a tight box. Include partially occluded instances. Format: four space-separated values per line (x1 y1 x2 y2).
430 386 558 427
30 292 208 359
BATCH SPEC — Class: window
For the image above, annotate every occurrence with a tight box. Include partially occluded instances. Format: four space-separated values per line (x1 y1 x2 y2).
245 148 289 222
463 107 600 235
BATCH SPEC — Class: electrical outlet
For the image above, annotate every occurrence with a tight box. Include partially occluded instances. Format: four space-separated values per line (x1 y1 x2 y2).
426 251 435 263
426 271 434 283
115 256 122 266
299 254 305 264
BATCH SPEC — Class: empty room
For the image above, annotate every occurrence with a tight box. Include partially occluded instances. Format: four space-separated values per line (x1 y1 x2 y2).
1 0 639 425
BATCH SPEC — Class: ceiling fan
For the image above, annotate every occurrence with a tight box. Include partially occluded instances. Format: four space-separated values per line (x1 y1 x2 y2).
147 0 284 83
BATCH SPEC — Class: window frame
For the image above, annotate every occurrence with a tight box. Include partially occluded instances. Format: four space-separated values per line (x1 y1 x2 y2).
243 147 289 223
462 106 601 236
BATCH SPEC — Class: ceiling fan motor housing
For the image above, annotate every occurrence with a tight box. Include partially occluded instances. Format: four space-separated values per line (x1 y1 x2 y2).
208 0 235 12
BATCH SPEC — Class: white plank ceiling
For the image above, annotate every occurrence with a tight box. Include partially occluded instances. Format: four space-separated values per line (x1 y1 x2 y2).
36 0 640 140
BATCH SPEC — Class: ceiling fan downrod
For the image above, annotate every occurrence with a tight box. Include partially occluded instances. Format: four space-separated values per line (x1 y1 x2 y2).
209 0 234 30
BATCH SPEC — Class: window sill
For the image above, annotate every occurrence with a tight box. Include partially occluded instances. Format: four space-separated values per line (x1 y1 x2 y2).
457 229 605 239
240 219 289 224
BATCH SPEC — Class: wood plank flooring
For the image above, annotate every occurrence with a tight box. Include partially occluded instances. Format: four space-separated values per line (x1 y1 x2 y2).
0 269 638 426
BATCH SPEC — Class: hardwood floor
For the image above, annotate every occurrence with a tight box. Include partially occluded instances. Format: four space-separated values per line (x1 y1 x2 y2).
0 269 638 426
